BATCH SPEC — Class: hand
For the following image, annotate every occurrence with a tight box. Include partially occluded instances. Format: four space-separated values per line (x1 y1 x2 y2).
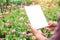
29 21 57 40
45 21 57 30
29 25 47 40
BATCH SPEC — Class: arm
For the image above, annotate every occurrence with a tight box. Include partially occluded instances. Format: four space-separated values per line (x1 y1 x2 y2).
30 21 58 40
48 14 60 40
30 25 47 40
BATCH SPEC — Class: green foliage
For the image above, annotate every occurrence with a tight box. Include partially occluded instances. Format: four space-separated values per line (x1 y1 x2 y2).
0 0 60 40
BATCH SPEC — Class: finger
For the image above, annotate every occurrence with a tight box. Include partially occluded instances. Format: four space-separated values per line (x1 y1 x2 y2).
48 21 53 25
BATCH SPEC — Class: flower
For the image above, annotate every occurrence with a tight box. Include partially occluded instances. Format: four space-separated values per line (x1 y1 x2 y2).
7 5 11 9
0 38 2 40
27 33 32 37
5 23 10 27
0 15 2 18
22 32 26 35
20 6 24 11
24 22 30 26
19 17 24 21
4 11 9 15
11 29 16 33
24 22 28 26
11 4 16 7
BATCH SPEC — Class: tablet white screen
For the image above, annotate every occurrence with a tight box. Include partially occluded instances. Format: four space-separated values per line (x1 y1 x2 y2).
25 5 48 29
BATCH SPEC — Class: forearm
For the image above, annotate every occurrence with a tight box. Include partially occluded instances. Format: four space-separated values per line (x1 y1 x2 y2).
30 26 47 40
35 33 47 40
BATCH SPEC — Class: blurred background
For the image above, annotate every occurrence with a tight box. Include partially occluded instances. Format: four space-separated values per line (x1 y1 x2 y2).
0 0 60 40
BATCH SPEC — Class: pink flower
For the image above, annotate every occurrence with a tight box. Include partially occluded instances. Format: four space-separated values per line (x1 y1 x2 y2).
19 17 24 21
4 11 9 15
24 23 28 26
27 33 32 37
24 22 30 26
5 23 10 27
11 4 16 7
7 5 11 9
0 38 2 40
25 21 30 26
0 15 2 18
22 32 26 35
20 6 24 10
11 29 16 33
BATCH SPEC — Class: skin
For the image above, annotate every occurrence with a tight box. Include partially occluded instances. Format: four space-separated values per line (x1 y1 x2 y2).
30 21 58 40
47 14 60 40
29 2 59 40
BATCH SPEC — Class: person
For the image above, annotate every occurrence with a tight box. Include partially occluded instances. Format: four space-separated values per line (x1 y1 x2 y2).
30 21 57 40
29 1 60 40
29 15 60 40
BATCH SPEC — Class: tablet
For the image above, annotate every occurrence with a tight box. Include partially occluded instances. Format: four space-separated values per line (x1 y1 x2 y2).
25 5 48 29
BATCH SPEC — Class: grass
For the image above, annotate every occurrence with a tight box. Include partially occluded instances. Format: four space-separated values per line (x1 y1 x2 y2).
0 3 60 40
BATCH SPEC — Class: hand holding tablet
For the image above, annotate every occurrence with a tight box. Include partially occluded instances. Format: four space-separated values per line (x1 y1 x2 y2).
25 5 49 29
